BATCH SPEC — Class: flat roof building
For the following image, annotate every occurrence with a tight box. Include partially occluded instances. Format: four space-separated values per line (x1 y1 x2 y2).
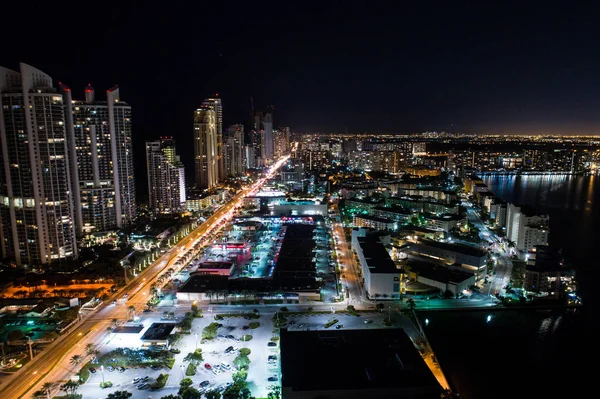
280 328 442 399
140 322 176 348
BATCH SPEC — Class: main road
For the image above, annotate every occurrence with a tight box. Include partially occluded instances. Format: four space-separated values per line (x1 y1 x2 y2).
0 156 290 399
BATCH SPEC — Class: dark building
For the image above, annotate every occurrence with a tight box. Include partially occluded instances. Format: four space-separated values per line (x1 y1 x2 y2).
525 245 575 299
280 328 442 399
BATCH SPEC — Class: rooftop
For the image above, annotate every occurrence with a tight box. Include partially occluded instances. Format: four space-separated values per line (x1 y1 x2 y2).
140 323 176 341
416 238 487 258
405 259 474 284
357 236 398 274
280 328 440 395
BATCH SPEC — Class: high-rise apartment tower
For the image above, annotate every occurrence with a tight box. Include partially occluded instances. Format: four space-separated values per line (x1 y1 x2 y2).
0 63 78 266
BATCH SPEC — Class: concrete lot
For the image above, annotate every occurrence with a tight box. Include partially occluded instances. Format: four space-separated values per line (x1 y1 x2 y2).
78 311 279 399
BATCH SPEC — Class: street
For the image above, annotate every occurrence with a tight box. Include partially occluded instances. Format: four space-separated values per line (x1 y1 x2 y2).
0 156 290 399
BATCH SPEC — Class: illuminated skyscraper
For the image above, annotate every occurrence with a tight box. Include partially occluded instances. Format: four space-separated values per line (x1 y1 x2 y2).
62 84 136 233
194 107 218 189
201 97 224 182
224 124 245 177
146 138 186 214
0 63 77 266
249 111 274 166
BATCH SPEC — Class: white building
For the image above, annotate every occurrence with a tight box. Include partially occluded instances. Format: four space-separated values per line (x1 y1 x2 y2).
0 63 78 266
351 228 401 299
506 203 549 252
64 84 137 233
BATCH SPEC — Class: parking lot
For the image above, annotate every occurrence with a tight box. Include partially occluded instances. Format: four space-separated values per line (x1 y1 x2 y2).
76 308 396 399
78 311 280 399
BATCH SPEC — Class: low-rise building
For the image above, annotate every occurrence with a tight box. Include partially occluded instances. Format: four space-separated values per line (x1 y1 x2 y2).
351 228 402 299
525 245 575 299
371 206 413 223
405 238 488 279
280 328 441 399
422 213 466 232
195 262 235 276
353 215 397 231
404 259 475 295
140 322 177 349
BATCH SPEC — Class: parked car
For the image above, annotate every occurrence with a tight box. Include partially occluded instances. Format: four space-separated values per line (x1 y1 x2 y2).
117 366 126 372
221 362 231 370
106 366 115 372
200 380 210 388
268 376 278 382
268 341 277 347
89 367 97 373
204 363 212 370
224 346 234 353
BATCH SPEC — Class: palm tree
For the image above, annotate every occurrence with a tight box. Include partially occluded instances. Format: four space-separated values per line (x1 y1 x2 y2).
31 390 45 399
127 305 136 319
70 354 83 367
41 382 54 399
84 343 97 357
60 380 79 396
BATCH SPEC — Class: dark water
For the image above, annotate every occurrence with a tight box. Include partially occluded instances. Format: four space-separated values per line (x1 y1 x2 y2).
420 308 592 399
421 175 598 399
482 174 598 309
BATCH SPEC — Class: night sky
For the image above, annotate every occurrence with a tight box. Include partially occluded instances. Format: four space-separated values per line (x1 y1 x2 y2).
4 1 600 197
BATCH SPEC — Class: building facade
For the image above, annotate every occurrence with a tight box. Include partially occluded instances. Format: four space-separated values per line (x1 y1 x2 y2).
63 84 136 233
201 98 223 182
224 124 245 177
506 203 550 252
193 107 218 190
146 138 186 214
0 63 77 266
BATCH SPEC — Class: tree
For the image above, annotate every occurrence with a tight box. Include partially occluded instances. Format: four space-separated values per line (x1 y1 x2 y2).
70 354 83 366
41 382 54 399
31 390 46 399
205 390 222 399
233 353 250 370
407 298 416 311
184 348 204 364
127 305 136 319
60 380 79 396
111 318 119 328
267 387 281 399
179 378 193 394
106 391 133 399
85 343 98 357
180 387 202 399
238 348 251 356
232 369 248 384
